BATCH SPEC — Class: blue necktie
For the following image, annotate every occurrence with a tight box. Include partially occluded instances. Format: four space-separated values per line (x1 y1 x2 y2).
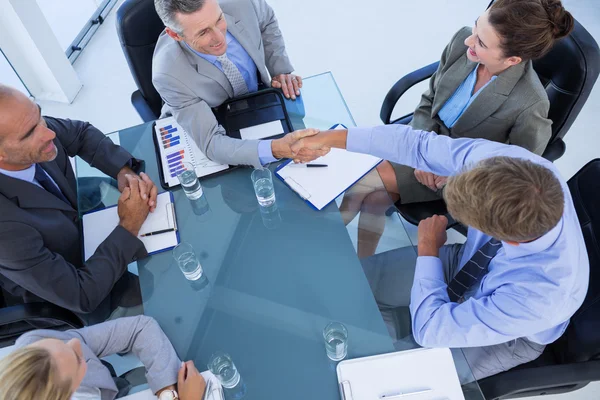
34 164 69 204
447 238 502 302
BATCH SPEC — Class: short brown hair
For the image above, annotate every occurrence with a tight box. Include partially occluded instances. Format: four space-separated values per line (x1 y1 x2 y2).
0 346 72 400
488 0 574 60
444 157 564 242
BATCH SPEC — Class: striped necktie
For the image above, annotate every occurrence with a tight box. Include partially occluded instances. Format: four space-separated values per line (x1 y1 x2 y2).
447 238 502 302
34 164 69 204
216 54 249 97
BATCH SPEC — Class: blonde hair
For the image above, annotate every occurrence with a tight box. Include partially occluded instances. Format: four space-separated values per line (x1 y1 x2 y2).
0 346 72 400
444 156 564 242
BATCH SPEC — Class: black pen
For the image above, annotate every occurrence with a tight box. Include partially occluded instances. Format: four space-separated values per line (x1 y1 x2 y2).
140 228 176 237
291 163 328 168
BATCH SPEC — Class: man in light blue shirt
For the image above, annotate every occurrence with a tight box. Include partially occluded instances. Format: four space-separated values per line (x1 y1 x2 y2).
293 124 589 379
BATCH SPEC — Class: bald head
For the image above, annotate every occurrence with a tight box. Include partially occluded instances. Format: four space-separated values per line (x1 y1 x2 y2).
0 84 58 171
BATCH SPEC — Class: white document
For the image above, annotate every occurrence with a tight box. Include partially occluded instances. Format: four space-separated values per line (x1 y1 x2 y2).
83 192 179 261
337 348 465 400
120 371 223 400
276 148 381 210
239 120 284 140
154 117 229 188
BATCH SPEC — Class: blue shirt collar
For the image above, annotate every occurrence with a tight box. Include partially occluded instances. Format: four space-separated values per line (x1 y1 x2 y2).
0 164 36 183
502 217 564 260
184 31 234 64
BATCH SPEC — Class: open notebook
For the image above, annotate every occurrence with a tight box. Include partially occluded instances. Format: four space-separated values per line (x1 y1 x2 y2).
337 348 465 400
82 192 179 260
275 145 382 210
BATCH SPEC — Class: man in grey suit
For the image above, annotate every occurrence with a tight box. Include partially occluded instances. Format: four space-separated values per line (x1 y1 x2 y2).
153 0 327 168
0 85 157 321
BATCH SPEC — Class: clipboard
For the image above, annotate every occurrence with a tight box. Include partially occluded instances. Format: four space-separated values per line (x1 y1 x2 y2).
82 191 180 260
337 348 465 400
274 124 382 211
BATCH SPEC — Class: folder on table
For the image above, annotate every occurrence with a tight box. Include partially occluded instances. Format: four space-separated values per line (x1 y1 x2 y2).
274 125 381 210
82 191 179 260
337 348 465 400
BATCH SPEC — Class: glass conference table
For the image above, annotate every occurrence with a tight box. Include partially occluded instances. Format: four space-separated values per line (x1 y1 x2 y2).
76 72 484 399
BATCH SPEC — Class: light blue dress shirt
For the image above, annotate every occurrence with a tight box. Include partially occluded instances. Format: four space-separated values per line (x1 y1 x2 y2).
0 164 62 192
437 65 497 128
347 124 589 349
185 34 277 165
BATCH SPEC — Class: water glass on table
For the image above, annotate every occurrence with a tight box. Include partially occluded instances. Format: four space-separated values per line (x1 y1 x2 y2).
323 321 348 361
208 351 241 389
177 162 204 200
172 242 204 281
251 167 276 206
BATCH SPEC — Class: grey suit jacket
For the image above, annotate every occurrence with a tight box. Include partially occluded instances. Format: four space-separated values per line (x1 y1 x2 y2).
16 315 180 400
0 117 147 314
410 27 552 155
152 0 294 168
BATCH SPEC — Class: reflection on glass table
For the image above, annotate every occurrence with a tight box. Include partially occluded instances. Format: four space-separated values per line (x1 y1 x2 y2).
75 72 484 399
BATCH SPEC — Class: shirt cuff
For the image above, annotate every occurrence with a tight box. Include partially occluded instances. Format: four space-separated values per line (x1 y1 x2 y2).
414 256 446 284
257 140 279 165
347 127 374 154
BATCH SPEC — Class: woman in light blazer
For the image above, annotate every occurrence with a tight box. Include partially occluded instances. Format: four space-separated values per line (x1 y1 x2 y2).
0 316 205 400
343 0 575 257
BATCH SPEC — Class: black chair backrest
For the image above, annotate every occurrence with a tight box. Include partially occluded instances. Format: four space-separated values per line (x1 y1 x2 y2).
550 159 600 363
116 0 165 118
532 20 600 147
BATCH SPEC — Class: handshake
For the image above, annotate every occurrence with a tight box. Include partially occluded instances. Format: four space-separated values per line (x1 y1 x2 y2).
271 128 333 163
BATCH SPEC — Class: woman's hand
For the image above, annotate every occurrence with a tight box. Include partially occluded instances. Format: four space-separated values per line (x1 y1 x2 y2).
178 361 206 400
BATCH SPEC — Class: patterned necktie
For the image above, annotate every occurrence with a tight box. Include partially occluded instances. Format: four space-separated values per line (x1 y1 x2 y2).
447 238 503 302
34 164 69 204
216 54 249 97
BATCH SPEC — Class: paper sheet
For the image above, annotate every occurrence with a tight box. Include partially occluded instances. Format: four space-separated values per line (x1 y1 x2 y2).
155 117 229 188
337 348 465 400
277 148 381 210
118 372 223 400
239 120 284 140
83 192 179 260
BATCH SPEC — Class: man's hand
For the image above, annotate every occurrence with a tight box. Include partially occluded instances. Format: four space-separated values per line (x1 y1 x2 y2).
272 128 330 162
271 73 302 100
178 361 206 400
117 166 158 212
417 215 448 257
117 175 151 237
414 169 446 191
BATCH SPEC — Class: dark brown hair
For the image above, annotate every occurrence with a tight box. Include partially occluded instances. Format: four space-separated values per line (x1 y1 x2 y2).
488 0 574 60
444 156 564 242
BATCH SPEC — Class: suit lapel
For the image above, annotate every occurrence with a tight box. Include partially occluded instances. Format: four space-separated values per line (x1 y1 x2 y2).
432 56 477 116
39 160 77 208
451 61 526 133
225 13 268 83
0 172 76 213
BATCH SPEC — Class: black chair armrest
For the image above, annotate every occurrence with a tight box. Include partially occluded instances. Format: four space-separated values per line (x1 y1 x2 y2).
0 303 84 330
380 61 440 124
542 138 566 162
478 360 600 400
131 90 159 123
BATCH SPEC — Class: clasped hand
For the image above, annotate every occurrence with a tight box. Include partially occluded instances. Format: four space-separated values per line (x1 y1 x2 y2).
272 128 331 163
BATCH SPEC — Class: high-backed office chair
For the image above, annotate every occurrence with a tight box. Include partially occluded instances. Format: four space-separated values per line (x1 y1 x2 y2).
116 0 165 122
381 18 600 228
0 292 84 348
477 159 600 399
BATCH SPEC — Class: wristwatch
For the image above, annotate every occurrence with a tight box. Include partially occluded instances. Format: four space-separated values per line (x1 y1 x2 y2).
158 389 179 400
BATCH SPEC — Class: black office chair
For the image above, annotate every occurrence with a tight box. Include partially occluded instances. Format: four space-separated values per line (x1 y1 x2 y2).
477 159 600 399
381 17 600 228
116 0 165 122
0 292 84 348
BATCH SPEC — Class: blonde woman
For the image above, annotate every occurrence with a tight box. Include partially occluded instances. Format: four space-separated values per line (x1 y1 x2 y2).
0 316 204 400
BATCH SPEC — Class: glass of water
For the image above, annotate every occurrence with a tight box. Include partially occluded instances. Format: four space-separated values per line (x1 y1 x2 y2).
177 162 204 200
172 242 203 281
251 168 275 207
323 322 348 361
208 351 241 389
